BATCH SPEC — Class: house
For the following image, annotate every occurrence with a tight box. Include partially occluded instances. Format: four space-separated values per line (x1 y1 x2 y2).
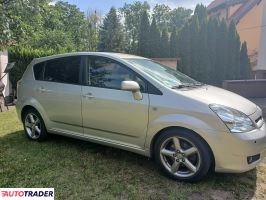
207 0 266 79
151 58 179 70
0 50 12 96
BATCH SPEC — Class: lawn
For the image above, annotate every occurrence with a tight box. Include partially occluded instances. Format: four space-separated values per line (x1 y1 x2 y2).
0 109 266 200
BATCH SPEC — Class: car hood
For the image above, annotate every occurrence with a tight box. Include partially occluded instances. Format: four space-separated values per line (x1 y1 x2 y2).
177 85 257 116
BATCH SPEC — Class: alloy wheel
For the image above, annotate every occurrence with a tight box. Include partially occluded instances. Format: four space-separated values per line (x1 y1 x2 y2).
24 113 42 139
160 136 201 178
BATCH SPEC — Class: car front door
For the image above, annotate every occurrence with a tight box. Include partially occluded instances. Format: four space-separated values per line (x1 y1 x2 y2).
34 56 83 135
81 56 149 149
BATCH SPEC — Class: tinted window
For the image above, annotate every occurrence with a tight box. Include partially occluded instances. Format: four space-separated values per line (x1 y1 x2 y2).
88 57 146 91
33 62 45 80
44 56 81 84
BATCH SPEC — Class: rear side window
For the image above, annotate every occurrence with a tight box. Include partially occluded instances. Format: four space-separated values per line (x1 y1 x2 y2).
43 56 81 84
33 62 45 81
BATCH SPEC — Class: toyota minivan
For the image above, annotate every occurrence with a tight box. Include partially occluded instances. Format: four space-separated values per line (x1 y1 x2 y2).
16 52 266 182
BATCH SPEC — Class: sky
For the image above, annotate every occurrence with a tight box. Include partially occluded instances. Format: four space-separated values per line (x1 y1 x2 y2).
53 0 214 14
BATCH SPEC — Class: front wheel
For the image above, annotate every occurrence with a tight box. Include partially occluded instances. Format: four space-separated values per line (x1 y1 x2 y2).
22 109 48 141
154 128 212 182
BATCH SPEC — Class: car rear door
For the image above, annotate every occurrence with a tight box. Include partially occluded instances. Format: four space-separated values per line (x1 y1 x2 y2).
34 56 83 134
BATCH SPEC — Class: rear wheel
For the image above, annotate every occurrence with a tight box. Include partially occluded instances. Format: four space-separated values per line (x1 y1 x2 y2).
154 128 212 182
22 109 48 141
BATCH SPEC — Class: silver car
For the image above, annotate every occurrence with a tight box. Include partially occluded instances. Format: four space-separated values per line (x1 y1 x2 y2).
16 52 266 182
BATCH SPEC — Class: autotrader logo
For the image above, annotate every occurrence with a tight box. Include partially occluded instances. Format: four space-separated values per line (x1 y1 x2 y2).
0 188 54 200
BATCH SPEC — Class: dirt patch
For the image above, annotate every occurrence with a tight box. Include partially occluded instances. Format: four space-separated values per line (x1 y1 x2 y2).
189 189 234 200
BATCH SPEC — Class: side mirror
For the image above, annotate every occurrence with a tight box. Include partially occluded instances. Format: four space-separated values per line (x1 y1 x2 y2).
121 81 143 100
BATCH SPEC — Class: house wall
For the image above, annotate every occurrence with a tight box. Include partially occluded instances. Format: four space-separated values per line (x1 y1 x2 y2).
236 0 264 67
0 50 11 96
256 0 266 72
223 79 266 98
151 58 178 69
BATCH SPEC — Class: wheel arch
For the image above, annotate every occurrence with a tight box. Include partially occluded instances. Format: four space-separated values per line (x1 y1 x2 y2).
21 105 39 120
150 126 215 171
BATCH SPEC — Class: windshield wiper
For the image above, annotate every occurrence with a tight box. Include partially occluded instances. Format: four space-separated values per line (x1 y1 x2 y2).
171 82 205 89
171 84 191 89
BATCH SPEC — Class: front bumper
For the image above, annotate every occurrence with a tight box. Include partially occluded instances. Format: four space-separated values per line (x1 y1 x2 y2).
210 121 266 173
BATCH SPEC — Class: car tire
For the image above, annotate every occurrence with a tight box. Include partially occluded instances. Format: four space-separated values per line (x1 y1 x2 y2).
22 108 48 142
154 128 212 182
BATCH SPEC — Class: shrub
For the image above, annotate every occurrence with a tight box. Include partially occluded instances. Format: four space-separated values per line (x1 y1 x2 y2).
8 47 65 89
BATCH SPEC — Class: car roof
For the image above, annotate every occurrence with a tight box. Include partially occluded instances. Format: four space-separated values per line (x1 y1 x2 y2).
33 52 147 63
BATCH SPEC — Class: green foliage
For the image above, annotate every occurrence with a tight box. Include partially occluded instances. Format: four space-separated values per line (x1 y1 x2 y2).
1 0 99 52
152 4 171 31
8 47 65 88
240 42 251 79
160 29 170 58
149 18 161 58
120 1 150 54
138 11 150 57
177 5 251 85
153 4 192 32
170 29 178 58
98 7 124 52
3 0 251 88
25 30 75 52
169 8 193 31
120 1 191 55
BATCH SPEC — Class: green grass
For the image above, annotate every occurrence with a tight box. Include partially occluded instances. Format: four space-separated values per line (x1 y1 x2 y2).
0 109 265 199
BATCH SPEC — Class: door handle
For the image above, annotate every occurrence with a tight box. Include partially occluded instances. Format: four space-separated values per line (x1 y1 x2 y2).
38 87 52 93
82 93 95 99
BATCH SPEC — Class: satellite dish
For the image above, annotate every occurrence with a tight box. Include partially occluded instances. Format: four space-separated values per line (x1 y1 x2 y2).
1 62 15 81
4 62 15 73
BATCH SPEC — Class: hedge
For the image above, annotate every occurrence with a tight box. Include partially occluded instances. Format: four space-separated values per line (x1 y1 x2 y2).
8 47 65 89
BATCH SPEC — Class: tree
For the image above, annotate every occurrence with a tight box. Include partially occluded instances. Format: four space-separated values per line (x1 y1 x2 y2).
194 4 208 26
160 29 170 58
52 2 87 50
240 42 251 79
176 4 250 85
169 7 193 31
149 18 160 57
170 29 178 58
207 18 218 85
215 19 228 85
98 7 124 52
26 30 75 52
82 10 101 51
227 21 241 80
177 23 191 74
189 15 200 78
0 0 45 49
138 10 150 57
153 4 171 31
0 0 13 49
120 1 150 54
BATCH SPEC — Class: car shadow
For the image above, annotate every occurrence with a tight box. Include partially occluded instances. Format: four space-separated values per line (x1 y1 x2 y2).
0 131 258 199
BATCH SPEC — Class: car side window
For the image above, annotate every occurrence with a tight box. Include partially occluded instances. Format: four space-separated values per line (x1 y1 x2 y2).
88 57 146 92
33 62 45 81
43 56 81 84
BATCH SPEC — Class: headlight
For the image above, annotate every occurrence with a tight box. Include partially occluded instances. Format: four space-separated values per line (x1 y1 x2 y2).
209 104 256 133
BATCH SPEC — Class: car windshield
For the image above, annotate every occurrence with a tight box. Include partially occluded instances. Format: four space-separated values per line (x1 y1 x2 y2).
125 58 202 89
